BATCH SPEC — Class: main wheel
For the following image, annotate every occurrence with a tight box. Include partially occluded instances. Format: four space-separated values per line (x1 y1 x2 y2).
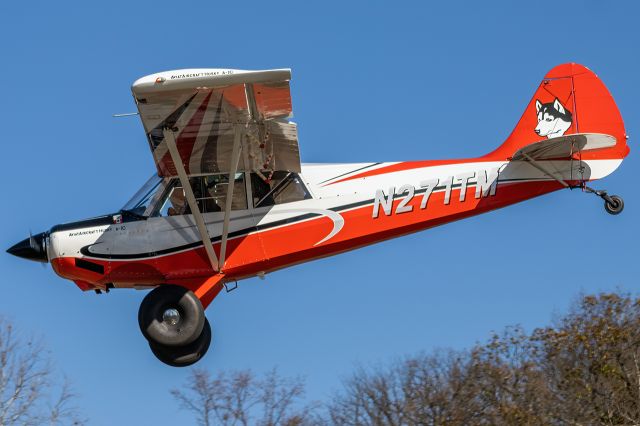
149 318 212 367
138 285 205 347
604 195 624 215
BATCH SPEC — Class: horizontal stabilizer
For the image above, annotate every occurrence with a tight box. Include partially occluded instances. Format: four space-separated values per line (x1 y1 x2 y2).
511 133 616 162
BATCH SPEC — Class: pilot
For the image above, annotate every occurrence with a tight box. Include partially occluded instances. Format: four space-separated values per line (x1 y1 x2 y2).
166 187 187 216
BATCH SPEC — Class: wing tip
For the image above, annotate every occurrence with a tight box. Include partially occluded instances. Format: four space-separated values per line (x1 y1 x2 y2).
131 68 292 94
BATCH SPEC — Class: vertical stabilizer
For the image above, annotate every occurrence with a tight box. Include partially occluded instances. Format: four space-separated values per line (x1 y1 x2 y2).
489 63 629 161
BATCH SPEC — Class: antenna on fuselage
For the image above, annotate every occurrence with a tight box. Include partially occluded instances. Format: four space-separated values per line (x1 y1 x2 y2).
112 112 139 118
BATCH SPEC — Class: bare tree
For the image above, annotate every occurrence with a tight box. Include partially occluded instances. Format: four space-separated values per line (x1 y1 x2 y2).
171 368 317 426
0 317 84 425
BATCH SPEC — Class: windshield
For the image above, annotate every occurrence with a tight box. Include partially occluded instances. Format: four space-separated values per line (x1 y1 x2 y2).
121 174 168 217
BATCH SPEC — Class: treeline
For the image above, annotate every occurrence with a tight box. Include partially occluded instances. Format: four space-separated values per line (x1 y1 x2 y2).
173 292 640 425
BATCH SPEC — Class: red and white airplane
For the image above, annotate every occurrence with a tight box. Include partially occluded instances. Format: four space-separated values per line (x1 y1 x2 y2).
7 63 629 366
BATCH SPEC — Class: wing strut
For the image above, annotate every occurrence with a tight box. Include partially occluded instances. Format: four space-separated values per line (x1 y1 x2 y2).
163 127 220 272
218 125 243 270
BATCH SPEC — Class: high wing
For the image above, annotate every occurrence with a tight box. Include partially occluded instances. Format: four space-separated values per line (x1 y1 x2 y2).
131 68 300 177
131 68 302 272
510 133 616 188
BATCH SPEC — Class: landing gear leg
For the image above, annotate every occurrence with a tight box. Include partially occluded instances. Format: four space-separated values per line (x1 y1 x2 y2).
582 186 624 215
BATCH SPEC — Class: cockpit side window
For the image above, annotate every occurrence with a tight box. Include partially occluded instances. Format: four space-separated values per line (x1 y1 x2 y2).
251 172 311 208
156 173 248 216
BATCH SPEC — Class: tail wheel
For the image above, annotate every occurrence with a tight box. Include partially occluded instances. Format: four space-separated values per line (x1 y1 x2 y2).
604 195 624 215
138 285 205 347
149 318 212 367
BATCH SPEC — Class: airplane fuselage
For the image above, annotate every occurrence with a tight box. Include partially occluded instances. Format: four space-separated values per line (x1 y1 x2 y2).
45 156 621 294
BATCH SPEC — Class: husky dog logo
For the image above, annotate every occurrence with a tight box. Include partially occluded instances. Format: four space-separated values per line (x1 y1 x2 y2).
535 98 572 139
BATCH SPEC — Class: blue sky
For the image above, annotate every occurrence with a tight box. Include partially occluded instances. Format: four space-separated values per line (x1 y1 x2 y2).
1 0 639 424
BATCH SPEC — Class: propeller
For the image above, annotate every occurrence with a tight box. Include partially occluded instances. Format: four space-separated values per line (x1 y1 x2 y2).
29 230 48 269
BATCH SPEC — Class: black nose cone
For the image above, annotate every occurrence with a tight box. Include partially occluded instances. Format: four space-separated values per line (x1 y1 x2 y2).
7 232 48 263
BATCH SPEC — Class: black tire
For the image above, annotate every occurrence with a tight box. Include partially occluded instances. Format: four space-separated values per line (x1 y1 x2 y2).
604 195 624 215
138 285 204 347
149 318 212 367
